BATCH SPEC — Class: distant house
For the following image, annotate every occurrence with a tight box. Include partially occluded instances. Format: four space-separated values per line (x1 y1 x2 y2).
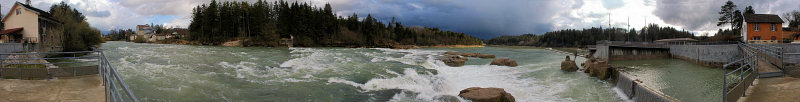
0 1 63 52
153 33 167 41
175 28 189 38
130 24 154 41
742 14 789 44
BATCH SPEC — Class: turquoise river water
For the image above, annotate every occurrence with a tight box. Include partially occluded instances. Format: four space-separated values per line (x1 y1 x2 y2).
100 41 721 101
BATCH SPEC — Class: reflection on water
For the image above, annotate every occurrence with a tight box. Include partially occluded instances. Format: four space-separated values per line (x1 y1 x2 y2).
611 59 723 102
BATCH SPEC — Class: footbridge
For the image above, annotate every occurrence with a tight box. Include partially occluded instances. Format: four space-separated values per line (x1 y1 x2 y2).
723 43 799 102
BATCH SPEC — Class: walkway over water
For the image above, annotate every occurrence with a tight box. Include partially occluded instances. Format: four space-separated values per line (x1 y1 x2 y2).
0 51 138 102
725 43 800 102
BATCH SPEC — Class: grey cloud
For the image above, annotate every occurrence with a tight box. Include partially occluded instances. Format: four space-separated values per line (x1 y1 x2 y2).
602 0 625 9
86 10 111 17
653 0 800 32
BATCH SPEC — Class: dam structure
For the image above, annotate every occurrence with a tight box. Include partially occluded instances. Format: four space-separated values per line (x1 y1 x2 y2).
592 40 800 102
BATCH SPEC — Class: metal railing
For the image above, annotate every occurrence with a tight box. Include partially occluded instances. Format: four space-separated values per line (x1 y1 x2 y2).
752 44 785 75
0 51 138 102
722 43 758 102
99 51 139 102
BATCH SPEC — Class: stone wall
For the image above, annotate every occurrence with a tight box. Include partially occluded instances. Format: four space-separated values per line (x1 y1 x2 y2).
770 44 800 77
0 43 26 53
669 44 741 67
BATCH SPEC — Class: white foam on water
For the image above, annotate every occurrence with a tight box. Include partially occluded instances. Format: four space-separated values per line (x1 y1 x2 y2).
324 48 578 101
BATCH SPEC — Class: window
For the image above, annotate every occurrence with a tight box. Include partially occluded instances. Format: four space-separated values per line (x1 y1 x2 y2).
753 36 761 40
754 23 760 31
771 24 777 31
15 8 20 15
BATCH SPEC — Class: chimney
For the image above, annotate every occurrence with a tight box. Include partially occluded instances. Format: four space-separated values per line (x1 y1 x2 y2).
25 0 31 5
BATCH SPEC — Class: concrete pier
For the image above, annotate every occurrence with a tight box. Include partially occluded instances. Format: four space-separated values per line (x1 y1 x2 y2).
0 75 104 102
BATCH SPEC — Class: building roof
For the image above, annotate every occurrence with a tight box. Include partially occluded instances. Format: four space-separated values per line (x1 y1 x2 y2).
2 2 60 23
654 38 698 42
0 27 24 34
744 14 784 23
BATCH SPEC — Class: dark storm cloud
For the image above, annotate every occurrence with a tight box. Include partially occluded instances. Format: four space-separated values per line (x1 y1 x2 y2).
326 0 586 39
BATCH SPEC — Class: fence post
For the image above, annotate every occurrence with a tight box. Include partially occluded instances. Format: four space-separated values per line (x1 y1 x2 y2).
0 54 3 79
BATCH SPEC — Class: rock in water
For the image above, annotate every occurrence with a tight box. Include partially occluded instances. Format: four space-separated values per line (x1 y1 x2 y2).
583 58 596 73
458 87 515 102
444 52 460 55
561 56 578 72
491 58 518 67
477 54 496 58
594 61 610 79
441 55 468 67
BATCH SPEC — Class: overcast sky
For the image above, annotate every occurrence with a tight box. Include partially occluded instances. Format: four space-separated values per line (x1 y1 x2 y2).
1 0 799 39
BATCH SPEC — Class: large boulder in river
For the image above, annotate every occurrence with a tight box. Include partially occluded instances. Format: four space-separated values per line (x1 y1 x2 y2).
491 58 518 67
458 87 515 102
561 56 578 72
594 61 611 79
583 58 597 73
442 55 468 67
477 54 496 58
587 60 610 79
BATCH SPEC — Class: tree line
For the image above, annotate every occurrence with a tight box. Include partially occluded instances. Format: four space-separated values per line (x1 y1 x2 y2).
486 24 696 47
49 2 104 51
188 0 483 47
106 29 134 41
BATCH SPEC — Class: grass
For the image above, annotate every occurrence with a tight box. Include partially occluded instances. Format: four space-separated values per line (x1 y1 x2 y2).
553 48 580 54
3 64 46 68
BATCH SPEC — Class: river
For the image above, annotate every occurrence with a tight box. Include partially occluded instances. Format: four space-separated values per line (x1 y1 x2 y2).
101 41 627 101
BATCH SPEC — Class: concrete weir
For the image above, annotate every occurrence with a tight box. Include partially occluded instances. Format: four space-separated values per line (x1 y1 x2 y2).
593 41 741 67
615 72 679 102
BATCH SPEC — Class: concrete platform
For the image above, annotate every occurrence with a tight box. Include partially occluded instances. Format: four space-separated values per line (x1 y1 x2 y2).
738 77 800 102
0 75 104 102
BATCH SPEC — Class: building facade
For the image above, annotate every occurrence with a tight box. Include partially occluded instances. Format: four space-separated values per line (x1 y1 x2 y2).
0 1 63 52
742 14 788 44
130 24 154 41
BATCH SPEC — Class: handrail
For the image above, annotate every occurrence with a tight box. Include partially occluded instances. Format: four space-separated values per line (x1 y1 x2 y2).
722 43 758 102
751 44 785 75
99 51 139 102
0 51 138 102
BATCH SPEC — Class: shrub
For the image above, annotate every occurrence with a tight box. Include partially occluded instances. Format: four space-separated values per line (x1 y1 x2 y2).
133 37 147 43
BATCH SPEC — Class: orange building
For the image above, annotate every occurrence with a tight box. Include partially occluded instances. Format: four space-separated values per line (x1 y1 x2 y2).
742 14 788 44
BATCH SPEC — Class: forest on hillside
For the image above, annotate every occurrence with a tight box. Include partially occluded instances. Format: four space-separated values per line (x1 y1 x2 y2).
486 24 718 47
188 0 484 47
